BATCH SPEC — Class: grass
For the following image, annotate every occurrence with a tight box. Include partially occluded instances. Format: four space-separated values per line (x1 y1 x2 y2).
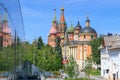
90 69 100 76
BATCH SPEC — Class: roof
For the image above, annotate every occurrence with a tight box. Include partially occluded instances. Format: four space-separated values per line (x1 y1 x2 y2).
49 25 57 35
86 17 90 22
103 35 120 50
104 35 120 46
67 24 74 33
109 45 120 50
75 21 81 30
81 26 97 33
52 9 57 22
59 8 65 23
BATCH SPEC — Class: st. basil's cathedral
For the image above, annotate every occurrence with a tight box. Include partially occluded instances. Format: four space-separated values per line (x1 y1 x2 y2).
48 8 97 69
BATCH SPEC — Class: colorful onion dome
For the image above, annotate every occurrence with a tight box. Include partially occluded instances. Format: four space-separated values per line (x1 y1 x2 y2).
49 25 57 35
75 21 81 30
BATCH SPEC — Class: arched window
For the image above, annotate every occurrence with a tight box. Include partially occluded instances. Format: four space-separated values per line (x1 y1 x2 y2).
91 35 93 39
84 35 86 39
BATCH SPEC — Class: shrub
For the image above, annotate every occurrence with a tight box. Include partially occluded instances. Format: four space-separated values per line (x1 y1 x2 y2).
90 69 100 76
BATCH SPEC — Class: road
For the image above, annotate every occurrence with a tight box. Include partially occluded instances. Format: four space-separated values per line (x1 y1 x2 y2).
45 72 105 80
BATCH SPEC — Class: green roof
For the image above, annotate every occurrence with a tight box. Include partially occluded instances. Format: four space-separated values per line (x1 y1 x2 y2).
67 24 74 33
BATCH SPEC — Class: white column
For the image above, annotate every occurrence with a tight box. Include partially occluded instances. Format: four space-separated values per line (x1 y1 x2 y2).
68 48 70 57
75 47 76 60
84 46 86 60
72 47 74 57
73 47 74 58
80 47 82 60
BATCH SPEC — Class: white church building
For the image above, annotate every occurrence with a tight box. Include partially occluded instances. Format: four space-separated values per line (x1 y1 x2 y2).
99 34 120 80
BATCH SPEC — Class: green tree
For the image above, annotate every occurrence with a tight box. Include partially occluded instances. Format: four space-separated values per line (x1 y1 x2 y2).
90 37 103 64
0 46 15 71
54 36 63 69
36 43 63 72
66 55 79 78
24 42 34 63
52 52 63 71
55 36 61 55
84 56 92 80
37 36 44 50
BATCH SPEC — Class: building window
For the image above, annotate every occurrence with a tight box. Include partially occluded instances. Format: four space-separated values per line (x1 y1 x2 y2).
106 69 109 73
91 35 93 39
84 35 86 39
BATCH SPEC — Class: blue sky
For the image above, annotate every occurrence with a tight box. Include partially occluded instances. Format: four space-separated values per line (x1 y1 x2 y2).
20 0 120 44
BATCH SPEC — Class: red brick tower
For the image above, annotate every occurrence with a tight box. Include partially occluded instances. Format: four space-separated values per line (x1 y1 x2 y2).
0 11 12 47
57 8 67 37
2 19 12 47
48 9 58 47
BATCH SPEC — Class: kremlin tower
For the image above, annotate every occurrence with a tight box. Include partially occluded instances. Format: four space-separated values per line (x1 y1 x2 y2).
0 10 12 47
48 8 97 69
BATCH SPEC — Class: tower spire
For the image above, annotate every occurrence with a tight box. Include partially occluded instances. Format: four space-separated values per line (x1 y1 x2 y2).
3 8 8 22
86 16 90 27
52 9 57 22
59 7 65 23
61 7 64 15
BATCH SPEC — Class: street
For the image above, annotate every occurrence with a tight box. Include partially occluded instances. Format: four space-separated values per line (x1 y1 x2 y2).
45 72 105 80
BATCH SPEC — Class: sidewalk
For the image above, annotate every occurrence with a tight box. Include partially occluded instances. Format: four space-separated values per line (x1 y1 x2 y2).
90 75 105 80
0 78 7 80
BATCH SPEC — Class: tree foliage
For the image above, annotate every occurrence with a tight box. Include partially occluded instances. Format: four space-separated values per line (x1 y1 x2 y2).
0 36 63 73
36 44 62 72
90 37 103 64
84 56 92 80
55 36 61 55
66 55 79 78
37 36 44 50
54 36 63 69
